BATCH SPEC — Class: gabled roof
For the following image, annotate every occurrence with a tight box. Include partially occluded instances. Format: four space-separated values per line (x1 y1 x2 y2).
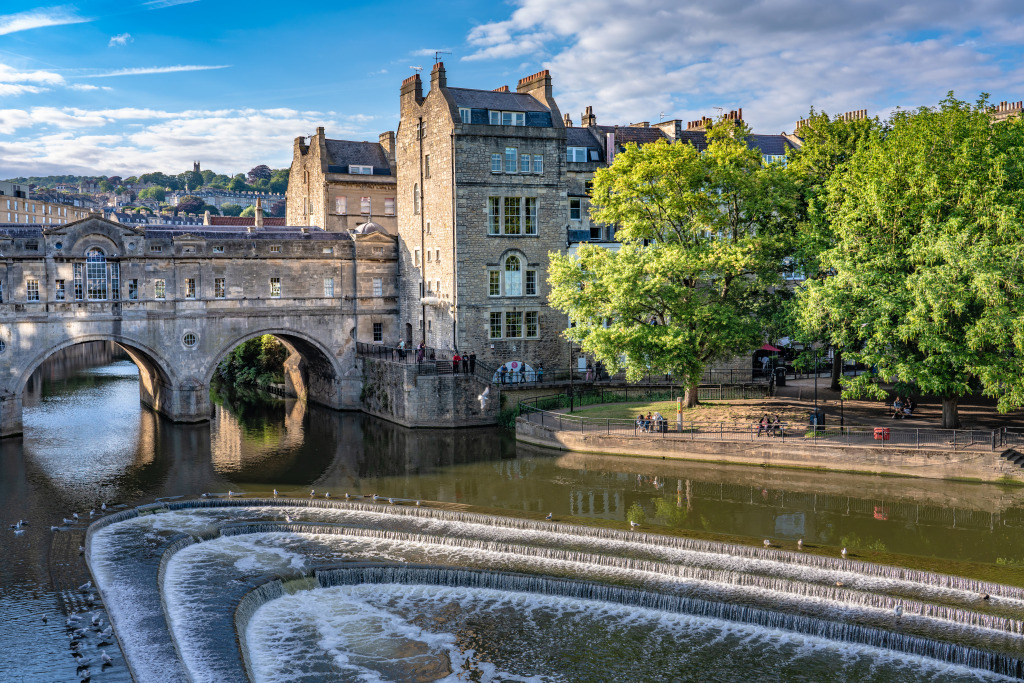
594 125 668 146
747 134 799 156
566 127 601 148
324 140 392 174
447 87 550 112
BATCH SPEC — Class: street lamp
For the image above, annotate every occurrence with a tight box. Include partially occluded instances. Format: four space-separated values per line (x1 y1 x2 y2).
568 338 574 413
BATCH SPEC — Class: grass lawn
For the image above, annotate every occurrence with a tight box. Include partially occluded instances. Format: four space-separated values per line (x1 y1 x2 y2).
568 399 816 425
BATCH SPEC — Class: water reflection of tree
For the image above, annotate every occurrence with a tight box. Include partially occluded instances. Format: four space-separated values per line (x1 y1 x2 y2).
211 381 282 431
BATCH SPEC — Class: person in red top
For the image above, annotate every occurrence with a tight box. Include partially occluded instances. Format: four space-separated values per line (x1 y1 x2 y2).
453 353 461 373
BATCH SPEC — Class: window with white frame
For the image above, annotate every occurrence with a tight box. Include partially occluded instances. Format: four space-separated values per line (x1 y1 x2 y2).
459 108 471 123
55 279 65 301
488 197 501 235
504 147 517 173
384 198 395 216
26 278 39 301
128 279 138 300
270 277 281 298
488 270 500 296
154 279 165 299
524 197 537 235
520 153 531 173
185 278 196 299
525 270 537 295
413 183 420 214
567 147 588 162
373 322 383 342
86 249 107 300
525 311 539 337
489 312 502 338
533 154 543 174
350 165 373 174
215 278 225 298
505 311 523 337
504 255 522 296
335 197 347 214
504 197 521 235
212 245 224 253
491 153 502 173
324 277 334 297
569 198 582 221
360 196 371 214
269 245 281 253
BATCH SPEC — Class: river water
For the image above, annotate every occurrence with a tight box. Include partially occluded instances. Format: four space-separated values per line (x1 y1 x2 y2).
2 346 1024 681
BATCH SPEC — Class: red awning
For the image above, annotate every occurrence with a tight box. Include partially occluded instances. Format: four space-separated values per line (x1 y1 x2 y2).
760 343 781 352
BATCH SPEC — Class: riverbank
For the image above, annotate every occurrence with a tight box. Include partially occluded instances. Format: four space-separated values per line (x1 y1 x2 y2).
516 417 1024 485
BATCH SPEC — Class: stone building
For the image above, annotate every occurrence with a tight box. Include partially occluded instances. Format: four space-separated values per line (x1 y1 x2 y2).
2 194 89 226
286 127 398 234
396 63 571 375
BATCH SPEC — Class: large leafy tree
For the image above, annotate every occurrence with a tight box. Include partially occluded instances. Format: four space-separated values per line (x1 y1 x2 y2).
801 94 1024 427
548 119 799 405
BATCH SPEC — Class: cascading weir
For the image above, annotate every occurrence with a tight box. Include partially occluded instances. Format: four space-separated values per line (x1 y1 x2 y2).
86 499 1024 682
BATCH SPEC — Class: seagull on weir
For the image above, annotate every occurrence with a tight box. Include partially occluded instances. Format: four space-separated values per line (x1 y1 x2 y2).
101 503 107 511
63 518 75 525
227 490 234 497
99 626 112 640
763 539 771 548
545 513 553 520
310 489 315 497
345 492 350 499
89 509 95 517
894 604 903 619
630 520 640 530
797 538 803 549
100 650 112 666
325 492 331 498
9 519 24 529
273 489 278 497
415 500 421 506
478 386 490 411
13 529 24 536
51 526 60 532
372 494 381 501
388 497 395 504
72 513 79 520
90 613 100 626
78 545 85 555
841 547 848 558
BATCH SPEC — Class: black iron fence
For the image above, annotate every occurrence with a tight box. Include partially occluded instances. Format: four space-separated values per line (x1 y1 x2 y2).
518 399 1001 452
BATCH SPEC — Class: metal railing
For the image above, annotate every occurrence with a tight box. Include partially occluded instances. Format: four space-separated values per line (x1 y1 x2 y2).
518 401 1000 452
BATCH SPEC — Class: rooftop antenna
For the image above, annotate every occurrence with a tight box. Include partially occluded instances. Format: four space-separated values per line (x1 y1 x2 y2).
659 112 664 121
434 50 451 64
410 65 423 74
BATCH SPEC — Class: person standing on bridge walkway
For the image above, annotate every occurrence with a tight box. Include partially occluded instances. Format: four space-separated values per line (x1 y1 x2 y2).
469 352 476 374
453 353 461 374
417 343 425 363
462 354 469 374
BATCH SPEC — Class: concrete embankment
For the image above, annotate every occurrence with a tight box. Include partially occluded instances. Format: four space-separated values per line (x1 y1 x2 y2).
516 418 1024 484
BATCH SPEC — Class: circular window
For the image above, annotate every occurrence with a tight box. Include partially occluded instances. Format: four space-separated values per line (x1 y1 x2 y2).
127 242 136 251
182 333 197 347
54 241 63 250
0 339 6 354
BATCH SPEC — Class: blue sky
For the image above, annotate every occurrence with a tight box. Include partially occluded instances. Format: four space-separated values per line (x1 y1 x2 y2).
2 0 1024 178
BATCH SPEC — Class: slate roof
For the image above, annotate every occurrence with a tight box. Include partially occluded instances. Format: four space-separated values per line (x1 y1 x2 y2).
447 87 550 113
145 226 352 240
594 125 668 146
566 127 601 148
324 140 392 174
747 134 799 156
208 216 286 226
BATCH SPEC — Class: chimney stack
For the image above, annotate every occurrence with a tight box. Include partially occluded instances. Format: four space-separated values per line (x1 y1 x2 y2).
401 73 423 103
255 198 263 229
379 131 396 166
581 106 596 127
430 61 446 90
563 113 573 127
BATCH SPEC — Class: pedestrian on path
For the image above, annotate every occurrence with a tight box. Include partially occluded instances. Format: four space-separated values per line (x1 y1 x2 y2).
453 353 461 374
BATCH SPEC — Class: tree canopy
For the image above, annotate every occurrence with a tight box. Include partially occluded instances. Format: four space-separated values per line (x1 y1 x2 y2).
548 119 799 404
239 204 268 217
219 203 243 216
798 94 1024 427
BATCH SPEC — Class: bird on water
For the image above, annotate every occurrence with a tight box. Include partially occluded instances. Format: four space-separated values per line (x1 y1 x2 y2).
545 513 553 520
630 520 640 529
763 539 771 548
797 538 803 549
841 547 848 558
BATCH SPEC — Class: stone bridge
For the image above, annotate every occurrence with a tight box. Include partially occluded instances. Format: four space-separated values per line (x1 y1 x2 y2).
0 216 399 437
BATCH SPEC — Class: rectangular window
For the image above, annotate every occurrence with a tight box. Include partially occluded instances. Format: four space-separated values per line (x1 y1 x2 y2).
505 311 523 338
214 278 225 298
373 322 383 342
270 277 281 298
212 245 224 253
520 154 531 173
74 263 84 300
503 197 521 235
567 147 588 162
569 198 582 221
109 262 119 300
154 279 166 299
384 198 395 216
526 311 539 337
54 279 65 301
25 240 38 251
505 147 517 173
489 312 503 338
502 112 525 126
424 155 430 178
435 248 440 262
128 279 138 300
435 279 441 296
584 180 593 195
323 277 334 297
526 270 537 296
427 250 432 263
185 278 196 299
0 281 3 302
489 110 501 125
373 277 383 296
459 108 471 124
360 196 371 214
491 153 502 173
26 278 39 301
533 154 543 174
269 245 281 253
524 197 537 235
350 165 373 175
150 244 163 253
87 256 106 300
413 248 421 267
335 197 347 214
489 270 500 296
488 197 501 235
323 247 334 254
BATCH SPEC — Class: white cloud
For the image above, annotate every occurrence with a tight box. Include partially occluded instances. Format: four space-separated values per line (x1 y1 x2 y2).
109 33 133 47
0 6 90 36
463 0 1024 132
67 84 113 91
84 64 231 78
0 107 370 176
143 0 201 8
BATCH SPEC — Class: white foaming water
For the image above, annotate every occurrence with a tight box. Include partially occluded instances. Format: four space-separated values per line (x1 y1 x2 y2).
246 584 1008 683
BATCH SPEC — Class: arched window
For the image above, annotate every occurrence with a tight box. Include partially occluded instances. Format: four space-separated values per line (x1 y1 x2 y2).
413 183 420 215
504 254 522 296
86 248 107 300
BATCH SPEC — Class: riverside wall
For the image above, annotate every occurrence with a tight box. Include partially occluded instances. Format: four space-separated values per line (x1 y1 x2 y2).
516 418 1024 484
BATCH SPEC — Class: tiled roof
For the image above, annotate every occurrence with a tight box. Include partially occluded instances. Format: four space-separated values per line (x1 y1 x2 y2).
747 134 799 156
208 216 286 226
447 87 550 113
594 125 668 146
324 140 392 174
566 127 601 147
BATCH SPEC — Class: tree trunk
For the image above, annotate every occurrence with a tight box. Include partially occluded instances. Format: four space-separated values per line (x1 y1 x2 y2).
683 377 699 407
941 394 960 429
830 349 842 392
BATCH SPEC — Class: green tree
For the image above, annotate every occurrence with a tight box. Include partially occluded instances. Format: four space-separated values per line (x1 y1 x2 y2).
247 164 272 184
139 172 179 191
138 186 166 202
548 119 799 405
220 203 243 216
98 180 113 192
802 94 1024 427
269 169 289 194
229 174 249 192
176 195 204 214
240 204 268 217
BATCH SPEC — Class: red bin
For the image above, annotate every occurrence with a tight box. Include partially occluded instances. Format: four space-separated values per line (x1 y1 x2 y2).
873 427 890 441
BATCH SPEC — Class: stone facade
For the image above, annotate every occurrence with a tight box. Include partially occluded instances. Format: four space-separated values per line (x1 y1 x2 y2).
286 127 398 234
0 215 399 436
396 64 571 374
359 358 499 427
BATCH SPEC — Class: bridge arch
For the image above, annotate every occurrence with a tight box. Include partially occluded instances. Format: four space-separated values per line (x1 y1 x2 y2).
205 328 347 409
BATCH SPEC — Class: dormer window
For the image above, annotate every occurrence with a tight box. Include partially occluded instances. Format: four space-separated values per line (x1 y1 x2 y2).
459 108 471 124
567 147 589 162
489 111 526 126
349 165 373 175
